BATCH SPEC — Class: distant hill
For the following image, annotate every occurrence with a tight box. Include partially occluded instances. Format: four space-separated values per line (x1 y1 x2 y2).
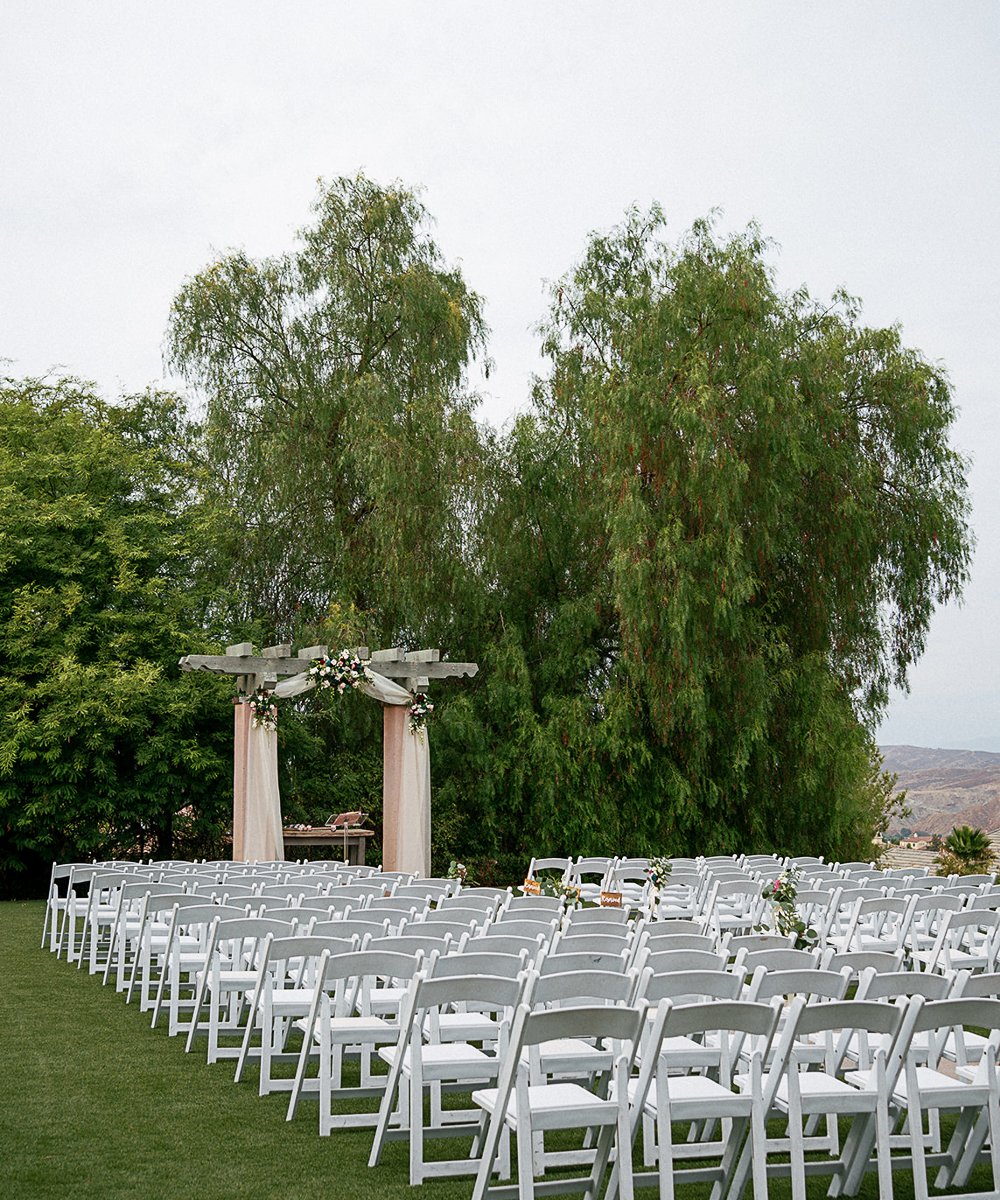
879 745 1000 835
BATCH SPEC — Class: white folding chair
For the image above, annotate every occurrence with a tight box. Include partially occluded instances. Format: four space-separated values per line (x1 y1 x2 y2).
56 864 101 962
565 857 617 904
843 894 918 955
523 857 571 885
184 915 295 1062
894 997 1000 1200
614 997 785 1200
369 969 532 1183
904 892 968 960
643 947 728 976
471 1002 646 1200
150 902 247 1034
287 948 424 1134
233 931 359 1093
737 947 826 975
701 878 767 941
561 906 631 931
77 869 150 975
742 997 920 1200
41 862 88 953
485 918 559 944
825 948 906 980
725 932 795 959
915 908 1000 975
102 880 183 991
125 892 213 1010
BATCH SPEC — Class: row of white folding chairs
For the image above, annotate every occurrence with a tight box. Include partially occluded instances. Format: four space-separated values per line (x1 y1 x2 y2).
112 881 1000 1015
46 875 1000 1200
147 898 994 1061
66 878 565 1019
231 930 1000 1200
42 856 440 967
39 858 354 961
652 872 1000 961
54 865 420 997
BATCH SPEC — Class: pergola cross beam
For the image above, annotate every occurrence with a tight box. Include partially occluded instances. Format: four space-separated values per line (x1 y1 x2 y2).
179 644 477 695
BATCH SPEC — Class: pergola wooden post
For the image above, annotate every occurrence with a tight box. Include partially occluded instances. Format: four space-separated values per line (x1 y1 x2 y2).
179 643 477 871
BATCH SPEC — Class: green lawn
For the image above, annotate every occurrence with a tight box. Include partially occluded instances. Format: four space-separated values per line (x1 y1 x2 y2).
0 900 992 1199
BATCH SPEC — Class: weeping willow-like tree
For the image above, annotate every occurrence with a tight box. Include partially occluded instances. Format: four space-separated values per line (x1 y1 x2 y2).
167 174 489 647
165 183 971 871
510 206 971 859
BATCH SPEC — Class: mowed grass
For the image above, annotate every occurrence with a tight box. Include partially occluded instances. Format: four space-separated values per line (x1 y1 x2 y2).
1 899 994 1200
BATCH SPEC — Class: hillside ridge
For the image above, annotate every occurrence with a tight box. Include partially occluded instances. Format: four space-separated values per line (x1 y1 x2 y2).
879 744 1000 835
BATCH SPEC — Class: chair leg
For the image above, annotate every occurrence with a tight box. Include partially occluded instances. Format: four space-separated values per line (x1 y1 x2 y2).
908 1085 928 1200
656 1076 675 1200
516 1122 536 1200
408 1057 424 1184
471 1100 508 1200
786 1072 807 1200
185 968 211 1053
369 1050 405 1168
615 1076 634 1200
935 1105 979 1189
875 1083 895 1200
234 991 262 1084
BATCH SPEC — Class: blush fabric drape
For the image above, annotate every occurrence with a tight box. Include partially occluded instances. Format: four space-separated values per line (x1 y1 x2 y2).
232 667 431 874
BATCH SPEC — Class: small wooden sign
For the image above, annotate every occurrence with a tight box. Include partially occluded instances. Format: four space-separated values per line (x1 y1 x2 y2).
600 890 624 908
522 878 541 896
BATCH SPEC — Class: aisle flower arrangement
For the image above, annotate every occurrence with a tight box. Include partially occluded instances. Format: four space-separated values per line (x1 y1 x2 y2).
645 857 673 888
446 859 477 886
537 877 582 906
757 867 817 949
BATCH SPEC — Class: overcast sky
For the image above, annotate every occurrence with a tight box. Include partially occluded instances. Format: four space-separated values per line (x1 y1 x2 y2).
3 2 997 750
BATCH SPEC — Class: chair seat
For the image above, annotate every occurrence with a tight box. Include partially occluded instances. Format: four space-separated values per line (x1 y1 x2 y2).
366 986 408 1014
379 1041 497 1081
889 1066 994 1106
769 1070 878 1113
630 1074 754 1121
429 1012 501 1042
653 1033 722 1069
297 1014 397 1042
473 1081 620 1130
256 986 314 1012
197 969 257 991
521 1037 613 1074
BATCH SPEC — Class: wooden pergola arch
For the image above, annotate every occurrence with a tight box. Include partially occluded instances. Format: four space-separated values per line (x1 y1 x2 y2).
179 643 478 873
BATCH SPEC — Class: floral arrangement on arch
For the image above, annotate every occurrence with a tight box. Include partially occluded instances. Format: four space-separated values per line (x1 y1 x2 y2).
247 687 278 731
309 649 370 694
409 692 434 735
756 866 818 949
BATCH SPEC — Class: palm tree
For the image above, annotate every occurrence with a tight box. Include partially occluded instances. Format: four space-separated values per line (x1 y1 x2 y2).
935 825 997 877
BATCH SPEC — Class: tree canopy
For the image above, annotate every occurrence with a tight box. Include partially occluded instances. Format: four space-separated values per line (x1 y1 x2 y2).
1 179 972 888
0 378 232 895
510 208 970 857
167 175 489 646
